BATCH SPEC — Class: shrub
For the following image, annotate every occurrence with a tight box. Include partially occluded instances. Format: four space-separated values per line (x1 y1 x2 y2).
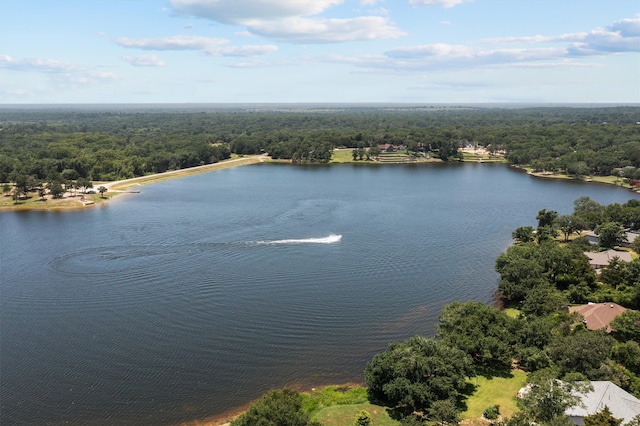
484 405 500 420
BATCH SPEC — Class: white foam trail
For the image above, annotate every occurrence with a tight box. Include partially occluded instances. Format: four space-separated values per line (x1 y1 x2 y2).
256 234 342 245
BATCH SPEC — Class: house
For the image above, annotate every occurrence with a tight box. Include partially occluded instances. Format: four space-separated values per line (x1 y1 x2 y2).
585 230 640 248
622 231 640 249
585 231 600 245
566 381 640 425
584 250 632 270
378 144 397 152
569 302 627 332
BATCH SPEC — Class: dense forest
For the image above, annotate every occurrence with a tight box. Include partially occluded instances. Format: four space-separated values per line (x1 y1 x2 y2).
1 106 639 193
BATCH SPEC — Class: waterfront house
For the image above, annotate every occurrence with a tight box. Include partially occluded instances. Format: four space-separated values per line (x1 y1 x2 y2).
569 302 627 332
566 381 640 425
584 250 632 270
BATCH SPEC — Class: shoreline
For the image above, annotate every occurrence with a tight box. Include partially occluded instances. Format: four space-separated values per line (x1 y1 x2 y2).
0 155 267 212
3 157 638 213
516 166 640 193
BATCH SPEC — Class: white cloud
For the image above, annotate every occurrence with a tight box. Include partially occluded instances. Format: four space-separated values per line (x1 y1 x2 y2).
245 16 406 43
170 0 344 23
115 35 278 57
331 15 640 72
169 0 403 43
0 55 118 86
115 35 227 51
122 54 166 67
482 16 640 56
568 17 640 55
409 0 473 8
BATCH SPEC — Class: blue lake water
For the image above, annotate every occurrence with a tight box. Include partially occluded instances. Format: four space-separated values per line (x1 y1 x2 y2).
1 163 638 425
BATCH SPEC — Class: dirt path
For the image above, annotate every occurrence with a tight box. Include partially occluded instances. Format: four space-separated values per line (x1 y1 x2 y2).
104 155 267 191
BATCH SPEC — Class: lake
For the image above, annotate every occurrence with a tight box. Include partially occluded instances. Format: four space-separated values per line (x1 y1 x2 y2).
1 163 638 425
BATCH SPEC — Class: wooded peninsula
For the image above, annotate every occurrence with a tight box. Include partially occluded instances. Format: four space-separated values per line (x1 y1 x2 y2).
1 105 639 209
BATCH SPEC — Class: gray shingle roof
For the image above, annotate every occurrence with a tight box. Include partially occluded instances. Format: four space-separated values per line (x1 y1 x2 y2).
566 381 640 425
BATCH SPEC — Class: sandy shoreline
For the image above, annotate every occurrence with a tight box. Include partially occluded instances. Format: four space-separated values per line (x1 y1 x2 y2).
0 155 266 212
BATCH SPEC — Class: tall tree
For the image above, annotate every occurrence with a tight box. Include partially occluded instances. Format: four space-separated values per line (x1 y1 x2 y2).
595 222 627 248
537 209 559 228
230 389 321 426
364 336 473 416
437 301 518 371
555 215 586 242
517 370 592 424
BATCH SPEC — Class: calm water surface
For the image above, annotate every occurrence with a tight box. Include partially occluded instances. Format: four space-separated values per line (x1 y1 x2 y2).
1 163 638 425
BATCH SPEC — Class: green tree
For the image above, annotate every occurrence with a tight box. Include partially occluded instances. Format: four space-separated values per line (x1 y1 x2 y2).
583 406 623 426
429 399 460 426
537 209 559 228
512 226 535 243
77 177 93 193
517 370 591 424
97 186 108 198
537 225 559 243
610 310 640 342
364 335 473 416
595 222 627 248
611 341 640 375
437 301 517 371
230 389 321 426
555 215 586 242
354 409 372 426
521 284 568 317
47 181 65 199
574 197 605 230
546 330 615 377
495 243 546 302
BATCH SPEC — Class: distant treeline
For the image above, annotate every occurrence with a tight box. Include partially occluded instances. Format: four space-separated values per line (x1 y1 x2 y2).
1 106 639 183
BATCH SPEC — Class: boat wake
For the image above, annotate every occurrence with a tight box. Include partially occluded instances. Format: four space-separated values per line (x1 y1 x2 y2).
255 234 342 245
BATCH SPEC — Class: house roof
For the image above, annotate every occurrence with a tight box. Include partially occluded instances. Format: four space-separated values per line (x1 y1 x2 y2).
569 302 627 332
584 250 632 267
566 381 640 424
585 231 639 247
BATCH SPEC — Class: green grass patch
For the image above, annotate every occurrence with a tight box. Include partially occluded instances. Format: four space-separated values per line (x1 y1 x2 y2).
312 402 399 426
301 385 368 414
463 370 527 420
504 308 521 319
331 149 356 163
302 385 399 425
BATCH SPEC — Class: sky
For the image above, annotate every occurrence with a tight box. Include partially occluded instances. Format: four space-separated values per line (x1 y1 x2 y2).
1 0 639 104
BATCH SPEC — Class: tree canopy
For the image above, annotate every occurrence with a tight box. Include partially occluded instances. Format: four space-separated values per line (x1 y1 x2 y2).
364 335 473 415
230 389 321 426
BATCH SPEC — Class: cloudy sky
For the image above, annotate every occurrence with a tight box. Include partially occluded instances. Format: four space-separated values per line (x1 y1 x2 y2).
1 0 639 104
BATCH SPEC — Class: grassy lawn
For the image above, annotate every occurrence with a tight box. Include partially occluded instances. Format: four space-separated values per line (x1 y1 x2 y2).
299 372 527 426
462 370 527 420
331 148 356 163
312 402 399 426
300 385 399 426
